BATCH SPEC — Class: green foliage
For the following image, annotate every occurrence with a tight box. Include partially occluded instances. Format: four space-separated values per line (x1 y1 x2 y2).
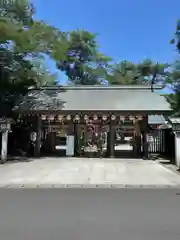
108 59 168 85
170 19 180 52
107 61 138 85
57 29 111 85
166 92 180 116
0 0 67 116
165 60 180 115
168 19 180 115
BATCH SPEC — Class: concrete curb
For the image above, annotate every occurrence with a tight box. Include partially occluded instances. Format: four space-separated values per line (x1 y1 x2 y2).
154 160 180 176
1 184 180 189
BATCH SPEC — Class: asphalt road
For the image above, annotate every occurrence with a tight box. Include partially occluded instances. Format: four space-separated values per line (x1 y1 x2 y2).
0 188 180 240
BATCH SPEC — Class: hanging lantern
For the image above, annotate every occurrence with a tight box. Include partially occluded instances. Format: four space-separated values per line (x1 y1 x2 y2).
84 115 88 121
58 115 63 121
41 115 46 120
120 116 125 121
102 115 107 121
111 115 116 120
48 115 54 121
75 115 80 121
93 114 98 121
66 115 71 120
129 115 135 121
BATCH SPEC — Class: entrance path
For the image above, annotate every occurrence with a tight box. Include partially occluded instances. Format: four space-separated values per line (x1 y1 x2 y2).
0 158 180 188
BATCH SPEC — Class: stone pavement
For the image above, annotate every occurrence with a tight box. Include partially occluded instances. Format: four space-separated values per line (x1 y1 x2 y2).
0 157 180 188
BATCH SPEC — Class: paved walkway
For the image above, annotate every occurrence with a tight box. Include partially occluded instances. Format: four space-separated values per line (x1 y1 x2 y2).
0 157 180 188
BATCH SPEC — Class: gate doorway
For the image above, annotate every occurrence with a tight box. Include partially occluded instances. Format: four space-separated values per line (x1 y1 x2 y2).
76 122 108 157
114 120 137 158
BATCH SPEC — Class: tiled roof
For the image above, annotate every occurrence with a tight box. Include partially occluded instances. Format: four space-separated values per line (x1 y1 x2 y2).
168 117 180 124
148 115 166 124
13 85 172 113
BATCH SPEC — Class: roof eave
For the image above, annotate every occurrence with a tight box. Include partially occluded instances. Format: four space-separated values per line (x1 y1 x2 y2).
13 109 173 115
28 85 164 91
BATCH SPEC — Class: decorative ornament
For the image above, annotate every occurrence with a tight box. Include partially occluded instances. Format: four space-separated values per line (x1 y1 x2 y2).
66 115 71 120
102 115 107 121
41 115 46 120
75 115 80 121
58 115 63 121
129 115 135 121
48 115 54 121
120 116 125 121
111 115 116 120
138 116 143 121
84 115 88 120
93 115 98 121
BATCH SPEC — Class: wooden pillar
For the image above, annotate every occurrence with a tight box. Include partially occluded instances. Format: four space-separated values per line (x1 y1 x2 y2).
142 116 149 159
134 118 141 158
73 123 78 157
1 130 8 163
108 120 114 158
134 135 141 158
34 115 42 157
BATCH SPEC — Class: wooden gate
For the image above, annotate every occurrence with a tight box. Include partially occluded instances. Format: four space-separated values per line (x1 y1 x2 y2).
76 123 108 157
147 130 165 154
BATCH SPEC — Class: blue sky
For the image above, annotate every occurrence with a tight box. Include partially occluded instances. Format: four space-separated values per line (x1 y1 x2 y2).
33 0 180 85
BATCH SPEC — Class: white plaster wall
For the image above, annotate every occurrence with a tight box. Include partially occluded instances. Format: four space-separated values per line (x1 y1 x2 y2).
175 132 180 168
1 131 8 162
